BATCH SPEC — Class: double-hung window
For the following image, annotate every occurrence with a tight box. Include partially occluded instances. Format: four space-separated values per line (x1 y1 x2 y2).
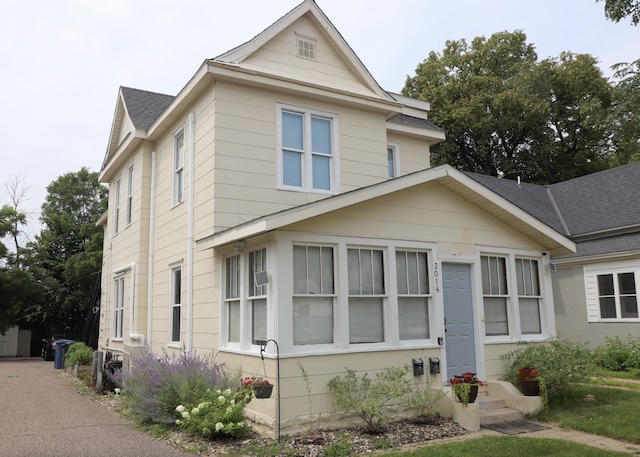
249 248 267 345
396 250 430 340
279 105 336 193
114 276 125 339
126 165 133 225
481 255 509 336
515 258 542 334
170 266 182 343
598 272 638 319
225 255 241 343
114 179 121 234
173 130 185 204
293 245 335 345
348 248 385 343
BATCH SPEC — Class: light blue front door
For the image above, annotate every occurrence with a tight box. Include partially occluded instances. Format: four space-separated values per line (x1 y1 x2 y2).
443 263 477 378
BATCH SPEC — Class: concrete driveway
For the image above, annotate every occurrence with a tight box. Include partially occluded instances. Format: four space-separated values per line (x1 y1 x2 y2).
0 357 194 457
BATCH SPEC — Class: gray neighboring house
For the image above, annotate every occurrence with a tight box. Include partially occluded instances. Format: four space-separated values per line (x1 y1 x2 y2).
467 161 640 347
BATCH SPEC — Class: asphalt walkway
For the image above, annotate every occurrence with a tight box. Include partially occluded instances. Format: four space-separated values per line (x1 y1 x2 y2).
0 357 192 457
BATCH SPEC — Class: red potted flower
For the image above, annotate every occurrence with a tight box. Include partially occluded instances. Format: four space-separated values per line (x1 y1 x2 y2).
517 368 540 396
242 376 273 398
449 372 483 406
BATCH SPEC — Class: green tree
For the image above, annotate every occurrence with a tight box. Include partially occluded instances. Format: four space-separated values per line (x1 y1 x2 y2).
608 59 640 165
598 0 640 25
403 31 613 184
27 168 107 335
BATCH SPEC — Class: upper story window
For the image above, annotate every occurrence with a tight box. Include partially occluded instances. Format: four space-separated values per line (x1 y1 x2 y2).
114 179 121 234
277 104 338 194
173 130 185 205
598 272 638 319
296 34 317 61
387 144 399 178
126 165 134 225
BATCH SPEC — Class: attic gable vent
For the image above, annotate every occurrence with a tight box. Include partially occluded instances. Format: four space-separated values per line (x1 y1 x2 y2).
296 34 317 60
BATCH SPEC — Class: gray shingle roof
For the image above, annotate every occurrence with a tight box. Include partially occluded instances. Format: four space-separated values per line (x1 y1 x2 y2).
387 114 443 132
120 87 174 130
465 161 640 259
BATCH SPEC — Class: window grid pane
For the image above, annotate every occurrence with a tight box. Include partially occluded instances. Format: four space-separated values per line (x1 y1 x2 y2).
249 249 267 297
484 297 509 336
348 248 385 295
293 297 333 345
252 298 267 345
228 301 240 343
399 297 429 340
481 256 508 295
226 255 240 299
311 117 331 154
349 297 384 343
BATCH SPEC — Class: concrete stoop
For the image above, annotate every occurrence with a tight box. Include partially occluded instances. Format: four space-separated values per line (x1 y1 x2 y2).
477 395 523 425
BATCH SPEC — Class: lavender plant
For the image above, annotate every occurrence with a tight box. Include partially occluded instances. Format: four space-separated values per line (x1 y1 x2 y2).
122 347 238 424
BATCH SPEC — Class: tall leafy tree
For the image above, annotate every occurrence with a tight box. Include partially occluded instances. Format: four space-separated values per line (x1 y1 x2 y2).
403 31 613 184
608 60 640 165
27 168 107 335
598 0 640 25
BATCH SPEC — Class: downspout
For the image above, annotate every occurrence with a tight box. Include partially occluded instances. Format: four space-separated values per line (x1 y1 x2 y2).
187 112 196 353
147 150 157 349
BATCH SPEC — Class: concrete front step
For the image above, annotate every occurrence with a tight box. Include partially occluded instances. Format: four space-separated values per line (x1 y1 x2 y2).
476 395 524 425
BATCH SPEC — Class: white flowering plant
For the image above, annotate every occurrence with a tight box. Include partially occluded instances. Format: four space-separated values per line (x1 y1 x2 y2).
174 386 253 438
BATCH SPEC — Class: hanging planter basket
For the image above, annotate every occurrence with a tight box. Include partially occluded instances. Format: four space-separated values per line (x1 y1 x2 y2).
254 384 274 399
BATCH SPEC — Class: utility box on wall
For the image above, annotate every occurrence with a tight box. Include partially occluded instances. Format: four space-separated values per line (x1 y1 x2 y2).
429 357 440 375
412 358 424 376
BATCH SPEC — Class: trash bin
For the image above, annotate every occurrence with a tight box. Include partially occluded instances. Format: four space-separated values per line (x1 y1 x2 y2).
53 339 75 369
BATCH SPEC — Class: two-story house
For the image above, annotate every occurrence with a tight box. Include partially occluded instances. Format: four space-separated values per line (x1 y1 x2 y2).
98 0 574 435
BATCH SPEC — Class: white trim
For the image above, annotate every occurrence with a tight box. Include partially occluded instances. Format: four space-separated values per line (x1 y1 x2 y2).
147 151 157 348
584 259 640 323
169 262 183 344
172 126 185 207
387 142 400 178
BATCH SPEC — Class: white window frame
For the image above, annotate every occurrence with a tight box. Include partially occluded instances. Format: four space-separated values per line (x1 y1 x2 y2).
480 250 548 341
126 164 133 225
585 261 640 322
169 265 182 345
113 178 121 235
224 254 242 346
292 244 336 346
396 249 432 341
248 248 268 346
113 275 125 339
276 103 339 194
173 129 185 205
387 143 400 178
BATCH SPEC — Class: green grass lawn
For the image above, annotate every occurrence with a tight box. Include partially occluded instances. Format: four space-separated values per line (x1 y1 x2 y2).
378 436 631 457
533 384 640 444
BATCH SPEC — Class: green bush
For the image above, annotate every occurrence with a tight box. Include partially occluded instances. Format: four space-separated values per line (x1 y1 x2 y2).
401 373 444 423
501 338 596 403
594 336 640 371
64 342 94 368
175 386 252 439
328 366 409 433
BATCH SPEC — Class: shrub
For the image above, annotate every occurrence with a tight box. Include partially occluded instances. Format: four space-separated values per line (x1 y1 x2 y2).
594 336 640 371
501 338 596 403
64 342 94 368
175 386 252 439
122 347 238 424
328 366 409 433
402 373 445 422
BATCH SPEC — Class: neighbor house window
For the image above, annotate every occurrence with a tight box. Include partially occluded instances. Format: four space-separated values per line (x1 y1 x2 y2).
293 245 335 345
516 258 542 334
225 255 241 343
173 130 185 204
387 144 399 178
481 255 509 336
249 248 267 345
170 266 182 343
278 105 337 193
396 250 430 340
126 165 133 225
598 272 638 319
114 179 121 234
348 248 385 343
114 276 125 339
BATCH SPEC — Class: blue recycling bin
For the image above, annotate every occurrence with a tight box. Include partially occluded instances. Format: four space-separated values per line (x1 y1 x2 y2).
53 339 75 369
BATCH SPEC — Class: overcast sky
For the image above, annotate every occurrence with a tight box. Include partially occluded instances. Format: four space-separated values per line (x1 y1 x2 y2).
1 0 638 237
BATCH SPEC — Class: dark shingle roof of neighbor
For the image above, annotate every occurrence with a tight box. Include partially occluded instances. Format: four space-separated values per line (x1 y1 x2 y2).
120 87 175 130
387 114 443 132
465 160 640 258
